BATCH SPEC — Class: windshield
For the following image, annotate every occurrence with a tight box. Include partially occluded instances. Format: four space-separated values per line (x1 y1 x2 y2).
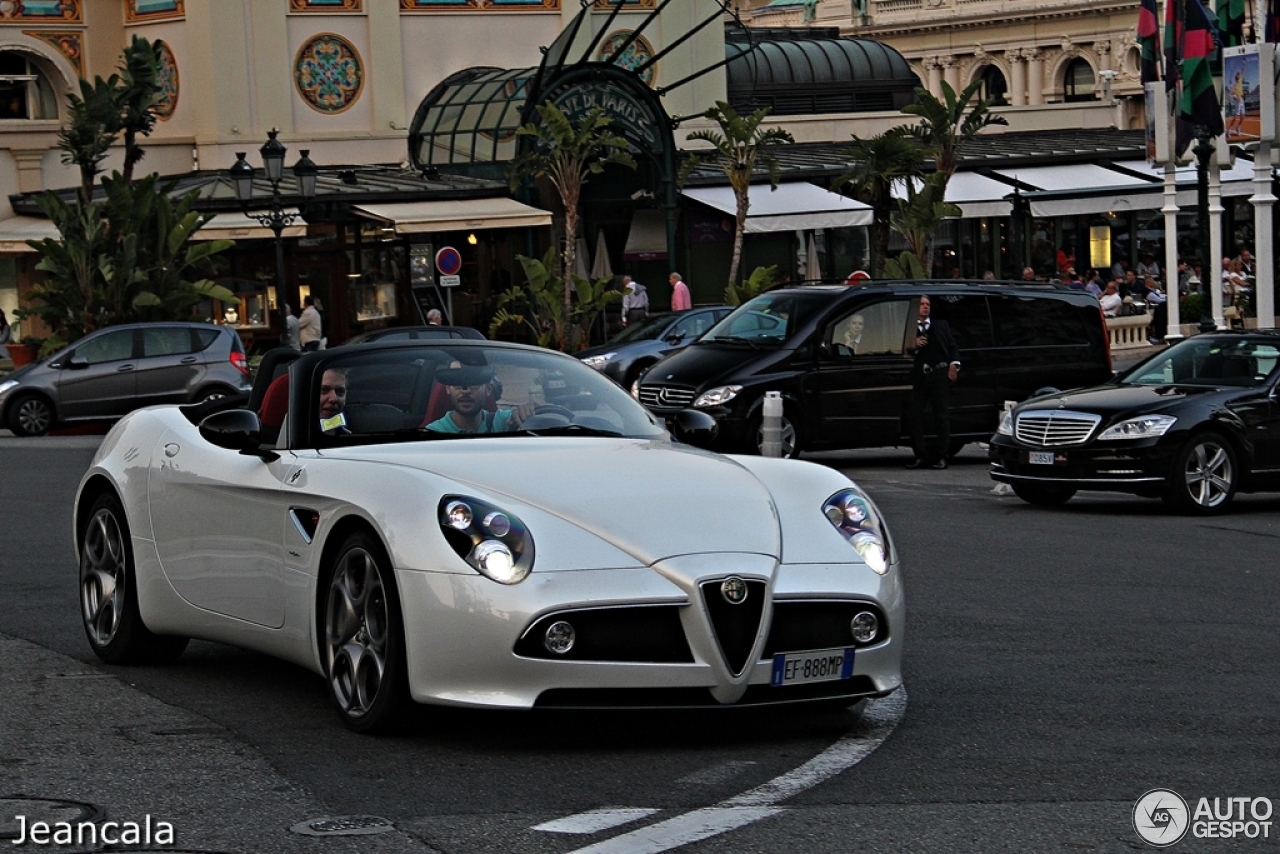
1122 337 1280 388
299 343 668 446
701 291 830 345
608 314 671 344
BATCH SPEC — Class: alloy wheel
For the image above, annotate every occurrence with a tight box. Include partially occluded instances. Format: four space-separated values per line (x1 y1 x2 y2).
1180 438 1234 510
325 546 391 720
80 507 127 648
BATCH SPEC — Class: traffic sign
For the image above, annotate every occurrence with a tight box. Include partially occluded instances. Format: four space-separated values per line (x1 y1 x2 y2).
436 246 462 276
439 274 461 288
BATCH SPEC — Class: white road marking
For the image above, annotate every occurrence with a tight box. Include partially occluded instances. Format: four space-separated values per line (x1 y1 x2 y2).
559 689 908 854
675 760 759 786
533 808 660 835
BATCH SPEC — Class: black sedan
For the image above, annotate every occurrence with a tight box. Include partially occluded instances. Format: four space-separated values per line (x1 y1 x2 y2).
576 306 731 388
989 331 1280 514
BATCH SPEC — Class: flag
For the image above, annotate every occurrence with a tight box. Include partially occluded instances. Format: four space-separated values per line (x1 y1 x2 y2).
1216 0 1246 47
1139 0 1162 83
1176 0 1225 154
1165 0 1181 92
1267 0 1280 41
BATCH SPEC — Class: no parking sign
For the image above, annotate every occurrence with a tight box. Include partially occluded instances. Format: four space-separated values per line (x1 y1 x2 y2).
435 246 462 276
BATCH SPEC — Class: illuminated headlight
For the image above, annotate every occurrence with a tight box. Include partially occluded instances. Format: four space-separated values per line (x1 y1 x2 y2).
630 379 641 400
693 385 742 407
997 410 1013 435
1097 414 1177 440
822 488 891 575
0 379 17 396
438 495 533 584
581 353 615 369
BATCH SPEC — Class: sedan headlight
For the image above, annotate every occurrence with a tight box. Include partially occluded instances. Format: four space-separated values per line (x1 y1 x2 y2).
1097 414 1177 440
997 409 1013 435
822 488 891 575
693 385 742 407
0 379 17 396
581 353 615 369
438 496 533 584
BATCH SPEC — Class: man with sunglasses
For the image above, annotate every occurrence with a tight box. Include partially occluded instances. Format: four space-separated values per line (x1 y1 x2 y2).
424 362 534 434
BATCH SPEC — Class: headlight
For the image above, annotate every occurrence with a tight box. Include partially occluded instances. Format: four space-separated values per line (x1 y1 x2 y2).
1097 414 1177 440
997 410 1013 435
822 488 891 575
693 385 742 407
581 353 615 369
438 495 533 584
0 379 17 396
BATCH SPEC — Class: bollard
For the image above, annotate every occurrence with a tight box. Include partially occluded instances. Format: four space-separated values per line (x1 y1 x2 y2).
761 391 783 458
991 399 1016 496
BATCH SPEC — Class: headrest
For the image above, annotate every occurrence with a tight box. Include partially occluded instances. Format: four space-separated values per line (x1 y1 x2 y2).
436 364 495 387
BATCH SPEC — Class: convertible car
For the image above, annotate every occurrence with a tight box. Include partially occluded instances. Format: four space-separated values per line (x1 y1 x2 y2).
75 341 903 732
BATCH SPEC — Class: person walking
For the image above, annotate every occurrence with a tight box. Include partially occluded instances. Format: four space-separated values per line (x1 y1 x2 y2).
669 271 691 311
299 295 322 352
620 276 649 326
906 295 960 470
282 303 301 351
0 308 11 346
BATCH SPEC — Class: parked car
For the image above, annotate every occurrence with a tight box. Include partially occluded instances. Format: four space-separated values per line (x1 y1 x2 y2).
343 325 485 344
989 331 1280 514
74 340 903 732
0 322 251 437
576 306 732 387
634 282 1113 456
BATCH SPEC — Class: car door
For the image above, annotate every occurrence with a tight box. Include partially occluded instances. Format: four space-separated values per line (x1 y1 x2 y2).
149 428 300 628
812 298 914 448
55 327 138 419
134 326 205 407
930 293 997 438
1234 345 1280 475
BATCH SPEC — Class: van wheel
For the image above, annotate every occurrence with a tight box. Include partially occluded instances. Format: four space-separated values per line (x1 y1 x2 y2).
9 393 54 437
1011 483 1076 506
749 407 802 458
1162 432 1236 515
624 360 656 390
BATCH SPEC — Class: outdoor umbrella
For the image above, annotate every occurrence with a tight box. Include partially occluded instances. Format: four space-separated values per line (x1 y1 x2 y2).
590 230 613 281
806 234 823 281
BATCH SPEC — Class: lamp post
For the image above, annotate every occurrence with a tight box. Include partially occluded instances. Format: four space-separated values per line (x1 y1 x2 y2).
229 129 318 309
1192 125 1216 333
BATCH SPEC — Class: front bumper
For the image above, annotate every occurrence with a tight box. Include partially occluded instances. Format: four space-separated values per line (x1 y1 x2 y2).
395 554 904 709
988 433 1176 494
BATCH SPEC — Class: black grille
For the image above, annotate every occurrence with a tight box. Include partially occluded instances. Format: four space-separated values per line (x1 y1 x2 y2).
514 605 692 662
764 601 888 655
637 385 696 410
534 676 879 708
700 578 767 676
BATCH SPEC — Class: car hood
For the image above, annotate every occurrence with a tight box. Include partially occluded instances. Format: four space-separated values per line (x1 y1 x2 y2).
643 343 786 389
1021 382 1229 419
324 437 781 563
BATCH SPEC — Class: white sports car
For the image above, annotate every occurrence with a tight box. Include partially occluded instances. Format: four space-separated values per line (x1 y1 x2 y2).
75 340 903 733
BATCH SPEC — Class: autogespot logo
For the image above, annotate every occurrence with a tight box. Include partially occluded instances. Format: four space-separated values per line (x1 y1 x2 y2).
1134 789 1190 847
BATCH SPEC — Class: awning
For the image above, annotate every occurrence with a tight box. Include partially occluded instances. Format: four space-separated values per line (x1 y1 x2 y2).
192 210 306 241
624 209 669 260
682 182 873 232
0 215 60 252
1111 158 1260 205
353 198 551 234
993 164 1160 217
892 172 1015 219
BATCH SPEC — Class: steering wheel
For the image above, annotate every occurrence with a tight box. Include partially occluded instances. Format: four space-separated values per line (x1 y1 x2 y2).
532 404 575 419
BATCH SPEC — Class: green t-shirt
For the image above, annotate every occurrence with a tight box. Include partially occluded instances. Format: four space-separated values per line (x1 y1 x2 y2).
424 409 515 434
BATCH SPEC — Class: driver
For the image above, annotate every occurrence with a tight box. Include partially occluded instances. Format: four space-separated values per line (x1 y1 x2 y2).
424 361 534 434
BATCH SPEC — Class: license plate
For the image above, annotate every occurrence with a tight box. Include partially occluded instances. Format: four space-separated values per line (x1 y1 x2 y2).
1028 451 1056 465
771 647 855 687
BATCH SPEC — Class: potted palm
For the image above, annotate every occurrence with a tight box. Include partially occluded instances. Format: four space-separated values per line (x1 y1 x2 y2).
4 336 42 367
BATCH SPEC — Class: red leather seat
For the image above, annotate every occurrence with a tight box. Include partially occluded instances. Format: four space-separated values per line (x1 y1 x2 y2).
258 374 290 440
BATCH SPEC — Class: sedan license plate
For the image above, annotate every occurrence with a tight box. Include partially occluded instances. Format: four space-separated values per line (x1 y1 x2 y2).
771 647 855 687
1028 451 1057 465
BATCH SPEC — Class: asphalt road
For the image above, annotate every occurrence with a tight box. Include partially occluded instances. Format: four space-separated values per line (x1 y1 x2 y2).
1 436 1278 853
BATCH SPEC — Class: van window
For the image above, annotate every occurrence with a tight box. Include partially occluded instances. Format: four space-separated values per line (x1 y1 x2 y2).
143 327 195 357
194 328 220 350
930 294 994 349
830 300 911 355
75 329 134 364
989 296 1087 346
704 291 830 345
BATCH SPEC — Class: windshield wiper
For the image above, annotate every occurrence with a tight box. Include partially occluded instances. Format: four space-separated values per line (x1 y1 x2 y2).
705 335 764 348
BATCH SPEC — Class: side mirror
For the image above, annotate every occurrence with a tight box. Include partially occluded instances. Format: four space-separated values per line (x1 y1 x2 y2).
66 355 89 370
663 331 686 344
668 409 718 448
199 409 276 460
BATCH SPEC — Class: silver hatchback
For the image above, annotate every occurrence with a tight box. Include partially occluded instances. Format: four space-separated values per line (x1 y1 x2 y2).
0 322 252 436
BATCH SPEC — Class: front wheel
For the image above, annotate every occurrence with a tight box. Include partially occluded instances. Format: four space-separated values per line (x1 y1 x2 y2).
324 532 410 734
9 393 54 437
1011 483 1077 506
79 493 188 664
1163 432 1237 515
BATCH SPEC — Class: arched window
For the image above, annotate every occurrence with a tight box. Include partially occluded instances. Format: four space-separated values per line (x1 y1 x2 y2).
978 65 1008 107
0 51 59 120
1063 58 1096 103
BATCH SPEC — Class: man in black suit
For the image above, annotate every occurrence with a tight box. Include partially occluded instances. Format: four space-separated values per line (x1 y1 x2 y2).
906 295 961 470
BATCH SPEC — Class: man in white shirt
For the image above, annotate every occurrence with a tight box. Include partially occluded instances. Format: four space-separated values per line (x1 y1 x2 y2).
299 296 322 351
1099 281 1122 317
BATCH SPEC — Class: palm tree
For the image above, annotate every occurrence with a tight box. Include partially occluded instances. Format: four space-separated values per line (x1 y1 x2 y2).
679 102 794 292
508 101 635 349
901 79 1008 182
832 128 926 279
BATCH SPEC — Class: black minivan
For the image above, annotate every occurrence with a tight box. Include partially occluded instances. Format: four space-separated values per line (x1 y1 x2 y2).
635 282 1113 456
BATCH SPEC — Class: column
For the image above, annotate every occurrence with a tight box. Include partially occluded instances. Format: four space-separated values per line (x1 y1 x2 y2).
941 56 960 92
1162 162 1182 338
1209 159 1225 328
1251 141 1276 327
1007 50 1026 106
1025 48 1043 106
923 56 942 96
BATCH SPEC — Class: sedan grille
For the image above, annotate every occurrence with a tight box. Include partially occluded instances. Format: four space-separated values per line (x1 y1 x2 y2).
1015 410 1101 447
638 384 696 410
700 578 767 676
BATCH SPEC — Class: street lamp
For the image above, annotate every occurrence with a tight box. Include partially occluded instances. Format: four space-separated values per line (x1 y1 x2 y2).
1192 125 1216 333
229 129 319 310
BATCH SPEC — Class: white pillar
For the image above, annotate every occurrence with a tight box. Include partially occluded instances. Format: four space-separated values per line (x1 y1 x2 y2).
924 56 942 95
1025 48 1043 105
1252 141 1276 327
1007 50 1026 106
942 56 960 92
1209 159 1226 328
1163 162 1182 338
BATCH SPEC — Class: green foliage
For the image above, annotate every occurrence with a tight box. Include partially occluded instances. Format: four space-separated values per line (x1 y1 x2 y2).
891 172 962 276
488 248 622 351
679 102 794 291
901 79 1007 181
833 128 926 279
726 265 779 306
882 252 927 280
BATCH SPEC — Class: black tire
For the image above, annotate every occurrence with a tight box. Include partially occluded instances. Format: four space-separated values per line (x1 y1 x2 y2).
79 493 189 664
9 392 54 437
748 405 802 458
1011 483 1077 506
1162 432 1237 515
323 532 410 734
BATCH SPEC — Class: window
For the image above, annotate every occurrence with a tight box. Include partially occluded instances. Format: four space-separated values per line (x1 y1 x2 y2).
1063 58 1096 103
979 65 1008 107
930 294 994 349
75 330 135 365
990 296 1088 346
0 51 59 120
143 327 194 357
830 300 911 356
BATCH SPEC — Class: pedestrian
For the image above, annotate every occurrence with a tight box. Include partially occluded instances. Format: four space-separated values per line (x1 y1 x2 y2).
299 295 322 352
906 295 961 470
282 303 301 351
1099 280 1122 317
0 308 10 346
1144 276 1168 343
620 276 649 326
427 308 443 326
313 296 328 349
669 271 691 311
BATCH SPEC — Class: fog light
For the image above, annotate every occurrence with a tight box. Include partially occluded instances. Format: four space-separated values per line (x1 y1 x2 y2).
445 500 473 530
850 611 878 644
545 620 575 654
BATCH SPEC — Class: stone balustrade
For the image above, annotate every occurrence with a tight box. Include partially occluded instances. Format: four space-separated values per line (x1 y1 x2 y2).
1105 314 1153 350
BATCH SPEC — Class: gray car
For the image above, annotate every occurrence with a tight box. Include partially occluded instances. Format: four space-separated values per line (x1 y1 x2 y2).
0 322 252 437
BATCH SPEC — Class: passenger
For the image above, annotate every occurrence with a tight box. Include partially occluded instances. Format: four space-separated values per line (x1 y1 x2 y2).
424 362 534 434
319 367 350 435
